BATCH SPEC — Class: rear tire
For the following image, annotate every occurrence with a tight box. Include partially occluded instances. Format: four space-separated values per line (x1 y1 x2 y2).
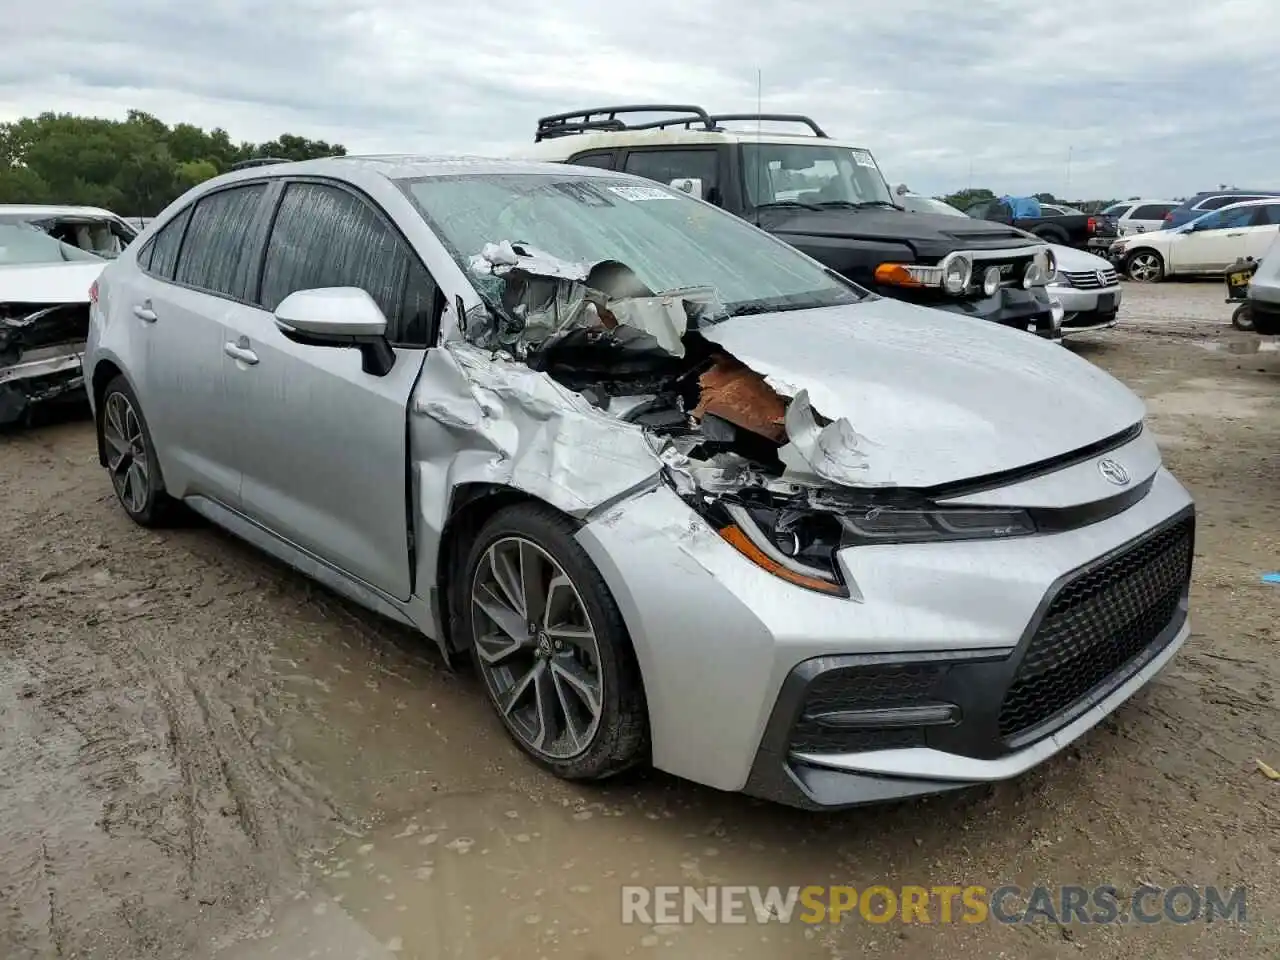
459 503 648 781
98 375 178 527
1125 249 1165 283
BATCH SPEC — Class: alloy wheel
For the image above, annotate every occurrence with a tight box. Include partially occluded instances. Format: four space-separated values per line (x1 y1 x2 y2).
1127 252 1162 282
471 536 604 760
102 391 150 514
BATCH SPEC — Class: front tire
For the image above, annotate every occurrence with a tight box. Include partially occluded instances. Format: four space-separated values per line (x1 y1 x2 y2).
98 375 177 527
1231 304 1255 331
1125 249 1165 282
459 503 648 780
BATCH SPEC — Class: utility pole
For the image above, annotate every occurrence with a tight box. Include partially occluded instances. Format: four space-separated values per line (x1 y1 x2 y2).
1066 146 1073 198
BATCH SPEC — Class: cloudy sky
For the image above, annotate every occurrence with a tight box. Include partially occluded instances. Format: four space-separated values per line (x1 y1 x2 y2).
2 0 1275 199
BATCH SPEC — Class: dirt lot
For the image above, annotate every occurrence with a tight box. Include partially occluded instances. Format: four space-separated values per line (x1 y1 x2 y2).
1 281 1277 960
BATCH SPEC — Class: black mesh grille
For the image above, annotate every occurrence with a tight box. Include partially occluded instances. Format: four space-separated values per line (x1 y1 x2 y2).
791 663 942 754
998 517 1194 739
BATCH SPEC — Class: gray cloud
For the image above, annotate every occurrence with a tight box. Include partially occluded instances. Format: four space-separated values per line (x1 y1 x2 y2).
1 0 1274 198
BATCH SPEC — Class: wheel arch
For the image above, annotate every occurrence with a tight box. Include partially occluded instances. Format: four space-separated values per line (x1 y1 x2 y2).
90 359 128 467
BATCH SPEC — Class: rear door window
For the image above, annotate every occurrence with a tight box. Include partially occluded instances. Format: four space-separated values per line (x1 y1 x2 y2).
258 181 438 346
1131 203 1174 220
569 152 616 170
173 184 268 299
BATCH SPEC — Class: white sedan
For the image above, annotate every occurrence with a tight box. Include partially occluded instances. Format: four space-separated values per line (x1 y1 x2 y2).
1109 198 1280 282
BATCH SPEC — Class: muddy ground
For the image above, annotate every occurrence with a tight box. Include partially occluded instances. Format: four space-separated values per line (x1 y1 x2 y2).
1 281 1277 959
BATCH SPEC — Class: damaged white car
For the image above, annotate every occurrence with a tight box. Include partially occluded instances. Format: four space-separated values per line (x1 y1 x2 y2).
1 223 109 425
86 158 1195 809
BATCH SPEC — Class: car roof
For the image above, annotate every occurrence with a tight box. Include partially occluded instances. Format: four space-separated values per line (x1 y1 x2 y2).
1191 189 1280 199
0 203 124 218
1204 197 1280 212
212 154 614 185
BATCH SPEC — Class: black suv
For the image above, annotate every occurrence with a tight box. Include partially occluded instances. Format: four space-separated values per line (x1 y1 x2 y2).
528 105 1060 339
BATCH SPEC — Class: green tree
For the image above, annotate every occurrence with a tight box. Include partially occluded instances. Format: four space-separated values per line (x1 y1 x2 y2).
941 187 995 211
0 110 347 215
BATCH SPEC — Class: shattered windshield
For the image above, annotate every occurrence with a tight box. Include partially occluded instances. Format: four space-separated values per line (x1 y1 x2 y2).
0 223 105 265
403 174 862 318
0 215 132 260
741 143 896 209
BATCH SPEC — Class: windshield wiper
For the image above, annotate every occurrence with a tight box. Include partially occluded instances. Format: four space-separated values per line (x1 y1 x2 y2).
816 200 898 210
755 199 822 212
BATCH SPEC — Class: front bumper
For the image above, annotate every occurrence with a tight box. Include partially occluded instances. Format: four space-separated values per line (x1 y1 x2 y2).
892 285 1059 339
575 442 1194 808
0 345 85 424
1048 283 1122 335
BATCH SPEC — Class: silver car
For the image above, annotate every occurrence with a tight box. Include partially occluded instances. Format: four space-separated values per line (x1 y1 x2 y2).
86 158 1195 809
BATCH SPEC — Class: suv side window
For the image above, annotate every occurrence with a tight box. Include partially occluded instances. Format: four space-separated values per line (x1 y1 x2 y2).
1102 203 1134 218
145 207 193 280
569 151 615 170
1200 195 1265 211
622 149 719 200
259 181 438 347
1131 203 1173 220
173 183 268 299
1252 203 1280 226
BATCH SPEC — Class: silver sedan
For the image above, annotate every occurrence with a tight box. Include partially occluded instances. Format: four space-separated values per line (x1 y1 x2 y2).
86 158 1195 809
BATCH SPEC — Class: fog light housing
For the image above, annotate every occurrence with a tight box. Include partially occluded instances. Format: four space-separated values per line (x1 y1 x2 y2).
982 265 1001 296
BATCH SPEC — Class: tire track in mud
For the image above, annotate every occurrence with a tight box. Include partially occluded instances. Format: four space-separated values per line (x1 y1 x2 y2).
0 420 357 958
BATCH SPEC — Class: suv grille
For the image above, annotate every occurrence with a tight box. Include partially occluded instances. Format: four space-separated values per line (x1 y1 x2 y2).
998 517 1194 740
1060 267 1119 289
970 254 1036 292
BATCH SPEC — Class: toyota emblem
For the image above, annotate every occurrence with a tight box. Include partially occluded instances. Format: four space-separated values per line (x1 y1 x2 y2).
1097 458 1130 486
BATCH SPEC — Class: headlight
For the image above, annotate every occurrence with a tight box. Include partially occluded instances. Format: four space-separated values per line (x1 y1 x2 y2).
981 265 1001 296
700 497 1037 597
942 255 971 294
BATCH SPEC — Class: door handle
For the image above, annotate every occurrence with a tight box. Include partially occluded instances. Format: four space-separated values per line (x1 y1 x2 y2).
133 302 157 322
224 341 259 365
1226 232 1245 237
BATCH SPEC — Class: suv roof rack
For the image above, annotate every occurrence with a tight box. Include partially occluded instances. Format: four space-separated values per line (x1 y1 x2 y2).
704 113 828 138
535 105 715 141
229 157 293 170
534 106 830 141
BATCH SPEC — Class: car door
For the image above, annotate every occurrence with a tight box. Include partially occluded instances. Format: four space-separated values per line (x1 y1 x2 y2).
224 178 438 601
1168 207 1255 271
122 183 269 505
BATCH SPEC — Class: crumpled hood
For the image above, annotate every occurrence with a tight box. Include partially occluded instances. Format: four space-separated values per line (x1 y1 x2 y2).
699 298 1146 489
760 207 1037 260
0 262 105 304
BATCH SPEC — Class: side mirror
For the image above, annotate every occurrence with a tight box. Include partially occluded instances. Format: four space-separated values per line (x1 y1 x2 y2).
894 183 909 196
274 287 396 377
669 177 703 198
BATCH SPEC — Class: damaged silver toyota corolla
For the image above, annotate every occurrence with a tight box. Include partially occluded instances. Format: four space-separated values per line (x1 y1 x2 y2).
86 158 1195 809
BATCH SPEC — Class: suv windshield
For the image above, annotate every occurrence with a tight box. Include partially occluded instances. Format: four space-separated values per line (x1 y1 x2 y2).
0 223 105 265
740 143 896 209
404 173 863 317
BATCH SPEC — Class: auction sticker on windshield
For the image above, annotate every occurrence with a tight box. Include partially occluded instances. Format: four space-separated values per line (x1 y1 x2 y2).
851 149 876 167
607 185 680 202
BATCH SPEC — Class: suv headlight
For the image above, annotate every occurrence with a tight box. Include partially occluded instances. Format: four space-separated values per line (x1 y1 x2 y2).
692 494 1037 597
942 255 971 294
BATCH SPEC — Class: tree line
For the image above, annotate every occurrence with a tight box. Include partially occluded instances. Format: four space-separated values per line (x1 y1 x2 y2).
0 110 345 216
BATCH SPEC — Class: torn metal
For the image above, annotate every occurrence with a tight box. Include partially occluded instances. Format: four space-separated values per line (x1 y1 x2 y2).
463 240 720 360
410 247 888 572
1 301 90 425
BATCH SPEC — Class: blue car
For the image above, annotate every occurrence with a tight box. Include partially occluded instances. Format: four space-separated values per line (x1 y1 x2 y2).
1164 190 1280 229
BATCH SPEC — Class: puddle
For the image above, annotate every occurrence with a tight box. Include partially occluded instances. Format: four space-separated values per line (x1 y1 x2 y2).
1195 338 1280 354
216 792 846 959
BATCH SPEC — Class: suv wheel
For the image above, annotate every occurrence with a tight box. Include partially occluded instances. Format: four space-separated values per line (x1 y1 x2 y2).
1125 250 1164 282
460 503 648 780
98 375 176 527
1231 304 1255 331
